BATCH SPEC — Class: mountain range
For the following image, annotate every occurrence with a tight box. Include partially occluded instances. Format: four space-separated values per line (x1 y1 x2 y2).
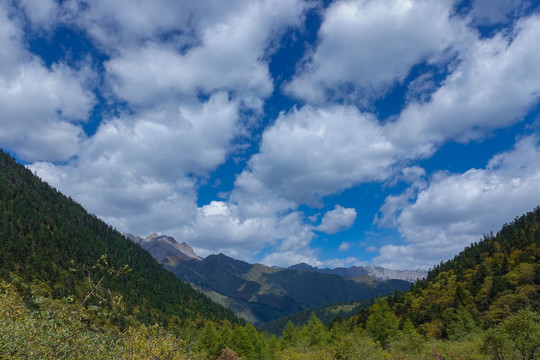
288 263 427 283
127 233 424 325
2 147 539 359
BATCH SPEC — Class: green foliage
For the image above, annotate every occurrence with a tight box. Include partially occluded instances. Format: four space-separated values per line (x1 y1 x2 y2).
0 281 195 359
445 306 479 340
259 298 374 336
482 309 540 360
0 281 116 359
368 207 540 340
365 299 399 347
0 150 238 331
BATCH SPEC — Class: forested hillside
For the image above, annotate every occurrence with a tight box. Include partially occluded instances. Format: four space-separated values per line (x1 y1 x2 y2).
168 252 410 325
0 150 237 331
373 207 540 339
1 147 539 359
261 208 540 359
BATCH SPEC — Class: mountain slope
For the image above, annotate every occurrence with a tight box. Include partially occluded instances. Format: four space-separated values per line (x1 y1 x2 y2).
130 235 412 325
0 150 238 329
353 206 540 339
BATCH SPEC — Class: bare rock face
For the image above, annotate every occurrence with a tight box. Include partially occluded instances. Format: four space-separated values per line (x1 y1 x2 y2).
288 263 427 282
362 266 427 283
125 233 202 267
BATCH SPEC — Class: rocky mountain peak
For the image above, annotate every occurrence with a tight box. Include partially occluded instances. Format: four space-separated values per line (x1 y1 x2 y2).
126 233 202 266
144 232 160 241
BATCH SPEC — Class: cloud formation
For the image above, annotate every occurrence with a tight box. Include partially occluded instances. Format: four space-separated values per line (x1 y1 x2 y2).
4 0 540 270
0 3 94 162
389 13 540 149
316 206 357 234
235 106 397 206
286 0 464 104
375 136 540 269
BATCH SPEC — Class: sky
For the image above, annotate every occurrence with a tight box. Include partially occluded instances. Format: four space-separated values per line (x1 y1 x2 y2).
2 0 540 270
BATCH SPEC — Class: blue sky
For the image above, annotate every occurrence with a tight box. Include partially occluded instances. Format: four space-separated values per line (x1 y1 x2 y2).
2 0 540 270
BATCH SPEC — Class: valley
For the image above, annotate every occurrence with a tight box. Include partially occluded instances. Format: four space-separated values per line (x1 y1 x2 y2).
127 233 417 325
1 149 539 359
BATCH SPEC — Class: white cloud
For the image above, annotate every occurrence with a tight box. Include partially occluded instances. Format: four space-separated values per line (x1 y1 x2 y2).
62 0 306 50
30 92 240 233
374 136 540 269
25 0 314 266
71 0 307 111
286 0 464 104
0 3 95 162
230 6 540 224
176 201 322 263
235 105 398 205
11 0 540 271
389 13 540 150
338 242 351 252
316 205 357 234
179 201 279 252
260 249 364 268
105 37 271 110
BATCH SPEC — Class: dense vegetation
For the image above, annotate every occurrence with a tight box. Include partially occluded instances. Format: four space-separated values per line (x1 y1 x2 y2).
259 298 375 335
0 149 238 332
381 207 540 338
1 148 539 359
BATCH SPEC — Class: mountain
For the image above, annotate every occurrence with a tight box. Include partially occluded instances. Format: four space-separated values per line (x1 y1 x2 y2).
129 234 412 325
0 150 238 330
288 263 427 282
125 233 202 266
352 206 540 339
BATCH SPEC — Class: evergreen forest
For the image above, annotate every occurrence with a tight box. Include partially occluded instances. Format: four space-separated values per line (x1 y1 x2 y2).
1 149 539 359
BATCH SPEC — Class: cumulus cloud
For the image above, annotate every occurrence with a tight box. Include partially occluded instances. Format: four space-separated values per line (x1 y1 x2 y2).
62 0 307 50
389 13 540 150
234 105 398 206
179 201 280 255
180 204 321 263
366 246 377 253
0 3 94 162
30 92 241 235
63 0 307 112
286 0 464 104
316 205 357 234
227 8 540 265
61 0 235 48
374 136 540 269
260 249 363 268
26 0 313 262
237 9 540 216
9 0 540 270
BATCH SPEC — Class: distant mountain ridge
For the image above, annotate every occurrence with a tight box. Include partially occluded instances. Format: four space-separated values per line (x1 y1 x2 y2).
129 233 417 325
288 263 427 282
